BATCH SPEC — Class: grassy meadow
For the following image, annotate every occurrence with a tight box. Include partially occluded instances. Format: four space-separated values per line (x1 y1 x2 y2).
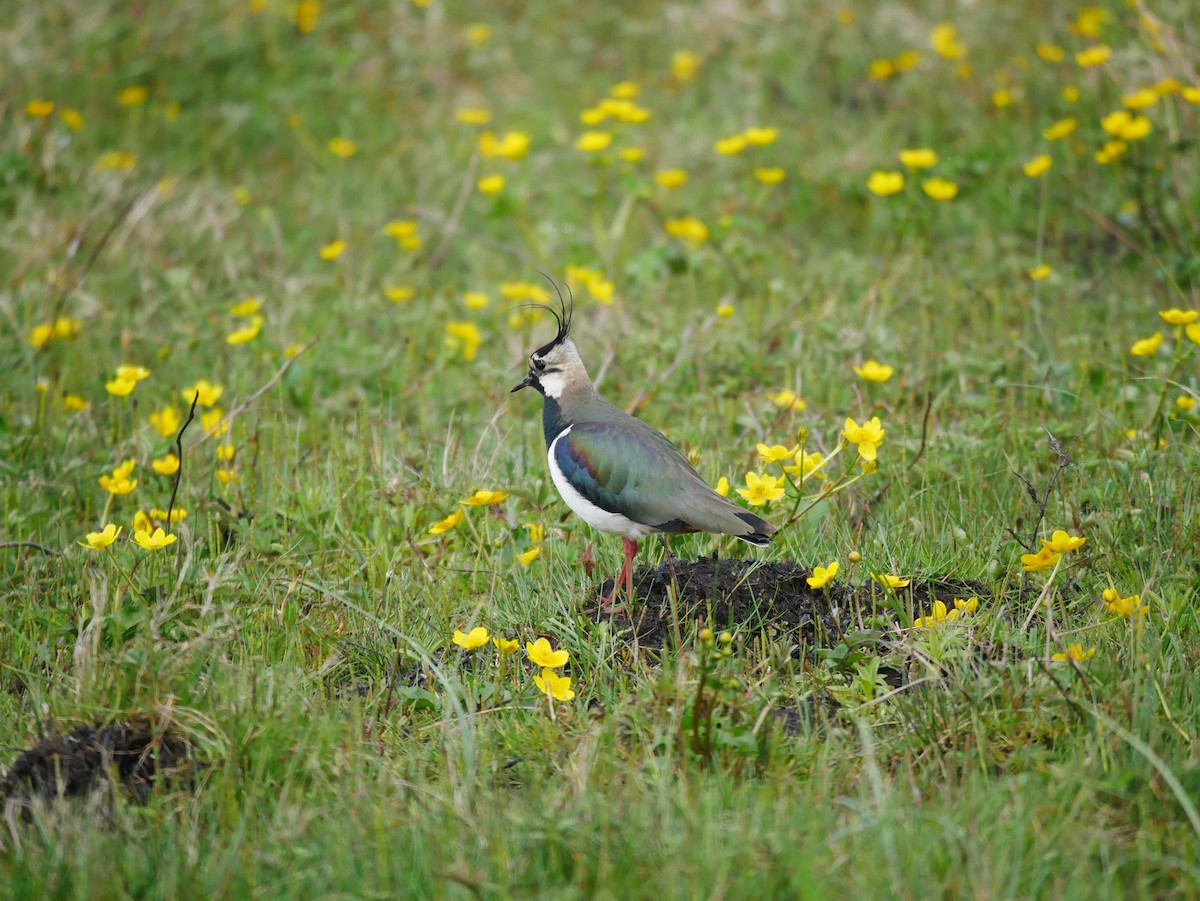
4 0 1200 896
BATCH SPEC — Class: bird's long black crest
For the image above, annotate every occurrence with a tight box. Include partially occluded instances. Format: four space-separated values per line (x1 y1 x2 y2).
523 273 573 352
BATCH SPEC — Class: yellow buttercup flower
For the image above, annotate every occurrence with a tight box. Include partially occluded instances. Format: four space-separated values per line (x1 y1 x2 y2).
493 635 520 654
462 489 507 506
868 58 895 81
806 561 839 589
79 524 121 551
132 510 153 534
736 472 785 506
954 597 978 614
1075 45 1110 68
60 107 85 130
753 167 786 185
226 316 263 345
714 135 747 156
922 177 956 200
327 136 357 158
1028 264 1052 280
714 476 730 497
842 417 885 461
1052 643 1094 662
150 406 182 437
1121 89 1157 111
618 147 644 163
534 668 575 701
118 85 149 106
1040 530 1085 552
1035 42 1065 62
517 547 540 566
151 454 180 476
929 23 966 60
230 297 262 317
742 127 778 146
476 174 505 194
866 171 904 197
757 443 800 463
445 321 482 361
1159 308 1198 325
1020 547 1061 572
25 99 54 118
149 508 187 524
105 377 137 397
1102 588 1147 618
671 50 700 82
664 216 709 244
452 626 490 650
1023 154 1052 178
1187 324 1200 346
768 390 806 411
463 291 489 310
455 108 491 125
526 637 569 668
783 451 827 481
384 285 416 303
63 394 89 412
898 148 937 169
318 239 346 260
873 573 910 589
115 364 150 382
1129 333 1163 357
575 131 613 152
133 527 176 550
1042 118 1077 141
183 380 223 407
912 600 960 628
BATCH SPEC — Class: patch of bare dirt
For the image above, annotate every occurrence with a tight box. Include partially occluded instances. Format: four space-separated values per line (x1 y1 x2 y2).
594 555 988 653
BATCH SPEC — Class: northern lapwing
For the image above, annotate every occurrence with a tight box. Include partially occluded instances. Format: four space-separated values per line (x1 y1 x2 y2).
511 288 776 606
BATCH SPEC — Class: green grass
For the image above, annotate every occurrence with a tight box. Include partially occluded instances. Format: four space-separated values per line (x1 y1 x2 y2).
3 0 1200 896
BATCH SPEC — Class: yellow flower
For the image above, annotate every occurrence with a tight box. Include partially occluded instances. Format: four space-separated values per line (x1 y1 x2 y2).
445 321 483 361
118 85 149 106
893 50 922 72
382 220 418 240
1121 89 1157 111
493 635 519 654
1075 45 1110 68
671 50 700 82
226 316 263 345
453 626 490 650
132 510 153 534
455 107 491 125
1102 588 1147 618
478 130 531 160
476 174 505 195
714 135 747 156
149 406 181 437
1052 643 1095 662
1159 308 1199 325
133 527 177 551
60 107 84 130
783 451 827 481
1020 547 1061 572
912 600 960 628
714 476 730 497
1035 42 1065 62
1041 530 1085 552
619 147 644 163
737 471 785 506
384 285 416 303
25 99 54 118
105 377 137 397
233 185 252 205
202 408 228 437
588 280 615 305
869 58 895 81
63 394 89 412
1187 324 1200 346
743 127 778 146
151 454 180 476
898 148 937 169
1177 396 1196 412
873 573 910 589
526 637 569 668
1042 118 1077 141
230 297 262 316
183 380 223 407
30 324 54 349
992 89 1013 110
866 171 904 197
954 597 978 614
757 443 800 463
664 216 709 244
149 507 187 524
115 364 150 383
753 167 786 185
462 489 508 506
575 131 613 152
1028 264 1052 280
527 523 545 544
463 291 489 310
429 509 464 535
318 239 346 260
842 417 885 462
517 547 540 566
806 561 839 589
79 524 121 551
1095 140 1128 165
465 22 490 43
769 390 806 411
714 300 735 319
929 23 967 60
215 468 239 485
854 359 895 383
534 668 575 702
295 0 320 31
327 136 357 158
1184 87 1200 105
1023 154 1052 178
1129 333 1163 356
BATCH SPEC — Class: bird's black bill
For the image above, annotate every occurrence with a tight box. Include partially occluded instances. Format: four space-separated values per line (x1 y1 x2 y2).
511 374 534 393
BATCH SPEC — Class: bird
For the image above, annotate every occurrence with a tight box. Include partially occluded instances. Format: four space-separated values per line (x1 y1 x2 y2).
511 286 776 607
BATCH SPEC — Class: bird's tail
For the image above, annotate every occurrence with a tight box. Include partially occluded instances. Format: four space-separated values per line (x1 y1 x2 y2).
732 509 776 545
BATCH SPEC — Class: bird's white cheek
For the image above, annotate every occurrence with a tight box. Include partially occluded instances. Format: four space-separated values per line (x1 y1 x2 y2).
539 370 566 399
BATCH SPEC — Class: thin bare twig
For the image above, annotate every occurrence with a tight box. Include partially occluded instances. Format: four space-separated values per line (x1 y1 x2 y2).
1005 427 1081 552
49 196 138 324
0 540 58 556
167 393 200 539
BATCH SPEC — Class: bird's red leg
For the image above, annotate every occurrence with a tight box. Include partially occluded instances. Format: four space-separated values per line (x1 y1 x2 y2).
622 538 638 604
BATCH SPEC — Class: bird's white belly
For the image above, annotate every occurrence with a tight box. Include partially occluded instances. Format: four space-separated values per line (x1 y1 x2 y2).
548 427 656 540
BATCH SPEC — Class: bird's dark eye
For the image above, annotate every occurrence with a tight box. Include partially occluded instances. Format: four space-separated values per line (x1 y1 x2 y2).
532 358 545 372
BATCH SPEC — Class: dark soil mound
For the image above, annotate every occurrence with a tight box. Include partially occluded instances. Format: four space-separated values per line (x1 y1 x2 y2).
595 555 987 652
1 718 196 807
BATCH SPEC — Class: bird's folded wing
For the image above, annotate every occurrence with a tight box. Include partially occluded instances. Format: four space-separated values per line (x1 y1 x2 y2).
554 421 757 536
